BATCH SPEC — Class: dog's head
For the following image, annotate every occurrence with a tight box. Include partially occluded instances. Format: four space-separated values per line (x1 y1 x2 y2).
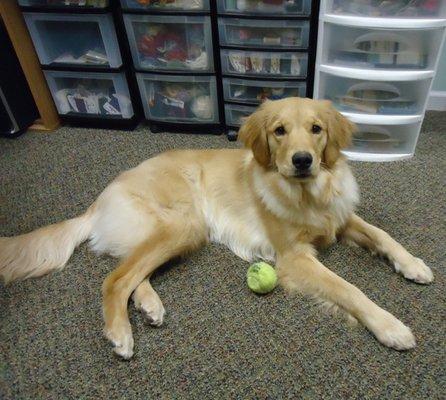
238 98 355 179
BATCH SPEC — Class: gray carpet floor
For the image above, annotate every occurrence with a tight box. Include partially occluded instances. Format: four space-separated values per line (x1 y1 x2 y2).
0 113 445 399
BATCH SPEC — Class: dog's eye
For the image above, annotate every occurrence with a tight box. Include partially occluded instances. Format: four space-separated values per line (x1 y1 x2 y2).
311 124 322 134
275 126 286 136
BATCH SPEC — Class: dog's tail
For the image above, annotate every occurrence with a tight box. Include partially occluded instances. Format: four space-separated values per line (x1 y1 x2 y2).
0 207 95 284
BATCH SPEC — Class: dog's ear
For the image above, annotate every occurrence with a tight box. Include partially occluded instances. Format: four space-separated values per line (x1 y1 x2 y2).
237 105 271 167
320 101 356 168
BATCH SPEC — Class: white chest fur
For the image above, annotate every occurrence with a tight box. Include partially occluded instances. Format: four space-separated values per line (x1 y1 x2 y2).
253 162 359 234
202 160 358 263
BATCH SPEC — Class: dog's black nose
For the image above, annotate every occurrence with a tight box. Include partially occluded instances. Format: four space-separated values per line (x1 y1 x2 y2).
292 152 313 170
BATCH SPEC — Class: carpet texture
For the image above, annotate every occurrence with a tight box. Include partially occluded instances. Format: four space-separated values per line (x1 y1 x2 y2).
1 113 445 399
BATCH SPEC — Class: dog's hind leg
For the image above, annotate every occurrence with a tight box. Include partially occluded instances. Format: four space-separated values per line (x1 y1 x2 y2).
132 278 165 327
341 214 433 284
102 220 206 359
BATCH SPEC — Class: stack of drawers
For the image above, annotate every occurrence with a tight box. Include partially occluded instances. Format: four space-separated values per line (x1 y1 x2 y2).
314 0 446 161
20 0 136 129
216 0 312 138
121 0 221 133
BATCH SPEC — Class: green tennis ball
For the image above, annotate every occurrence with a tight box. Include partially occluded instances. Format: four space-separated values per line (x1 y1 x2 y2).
247 262 278 294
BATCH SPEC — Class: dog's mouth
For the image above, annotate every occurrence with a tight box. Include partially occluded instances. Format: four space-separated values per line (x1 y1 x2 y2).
278 165 315 180
293 170 312 179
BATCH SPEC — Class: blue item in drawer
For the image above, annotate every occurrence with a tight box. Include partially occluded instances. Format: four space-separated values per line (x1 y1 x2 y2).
335 99 417 115
333 82 418 115
378 102 417 114
334 50 428 69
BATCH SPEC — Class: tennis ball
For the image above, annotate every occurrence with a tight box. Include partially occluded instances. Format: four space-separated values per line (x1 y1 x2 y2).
247 262 278 294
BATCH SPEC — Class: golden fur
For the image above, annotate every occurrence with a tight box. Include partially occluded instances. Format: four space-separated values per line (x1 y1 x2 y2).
0 98 433 359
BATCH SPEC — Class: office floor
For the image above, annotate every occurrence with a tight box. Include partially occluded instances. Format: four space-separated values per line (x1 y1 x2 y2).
0 112 445 399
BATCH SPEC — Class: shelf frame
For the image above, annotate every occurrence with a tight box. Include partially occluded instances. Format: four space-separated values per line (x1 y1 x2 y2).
0 0 60 132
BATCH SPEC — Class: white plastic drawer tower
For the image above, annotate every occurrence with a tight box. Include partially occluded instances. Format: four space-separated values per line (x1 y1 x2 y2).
314 0 446 161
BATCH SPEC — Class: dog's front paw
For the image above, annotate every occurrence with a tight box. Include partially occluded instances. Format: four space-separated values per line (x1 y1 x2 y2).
394 257 433 284
367 311 416 351
104 321 134 360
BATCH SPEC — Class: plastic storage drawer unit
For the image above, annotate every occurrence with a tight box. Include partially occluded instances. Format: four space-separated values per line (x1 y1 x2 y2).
326 0 446 18
321 23 445 70
120 0 210 11
24 13 121 68
318 73 431 116
218 18 310 49
223 78 306 104
218 0 311 16
136 73 219 124
344 122 423 161
124 14 214 72
221 49 308 78
19 0 109 7
224 103 257 127
44 70 134 119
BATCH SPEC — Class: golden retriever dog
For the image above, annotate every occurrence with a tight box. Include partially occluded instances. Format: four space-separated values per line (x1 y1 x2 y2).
0 98 433 359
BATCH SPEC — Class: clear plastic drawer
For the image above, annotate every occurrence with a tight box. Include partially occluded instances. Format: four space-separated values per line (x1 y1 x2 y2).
136 73 219 123
321 23 444 70
345 122 422 161
224 103 256 127
223 78 306 104
24 13 121 68
219 18 309 49
120 0 209 11
124 14 213 72
318 73 431 116
19 0 108 7
221 49 308 78
326 0 446 18
218 0 311 16
44 70 134 119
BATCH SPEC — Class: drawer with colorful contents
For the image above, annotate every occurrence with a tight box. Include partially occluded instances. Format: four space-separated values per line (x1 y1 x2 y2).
23 13 121 68
321 23 444 70
124 15 213 72
223 78 306 104
218 0 312 16
345 121 422 161
326 0 446 19
120 0 209 11
44 70 134 119
218 18 309 49
221 49 308 78
224 103 256 127
136 73 219 124
19 0 109 7
318 73 431 115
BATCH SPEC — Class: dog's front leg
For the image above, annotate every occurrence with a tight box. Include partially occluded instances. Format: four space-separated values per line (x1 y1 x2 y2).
276 248 416 350
341 214 433 284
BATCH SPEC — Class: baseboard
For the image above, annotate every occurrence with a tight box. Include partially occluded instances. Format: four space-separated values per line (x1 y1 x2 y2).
427 91 446 111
